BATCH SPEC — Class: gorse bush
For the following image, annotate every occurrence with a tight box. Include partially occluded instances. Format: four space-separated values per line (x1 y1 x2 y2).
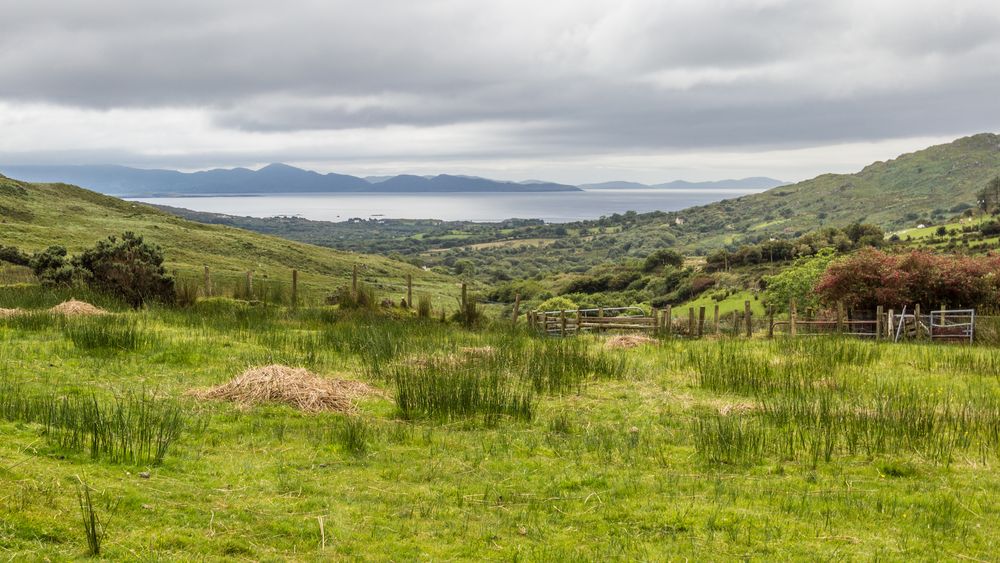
0 244 30 266
30 245 77 285
74 232 175 308
28 232 175 307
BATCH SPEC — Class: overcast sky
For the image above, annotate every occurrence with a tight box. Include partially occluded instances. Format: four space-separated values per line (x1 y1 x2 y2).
1 0 998 184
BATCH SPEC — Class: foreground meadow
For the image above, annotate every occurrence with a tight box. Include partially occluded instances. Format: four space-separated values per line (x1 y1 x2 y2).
1 289 999 560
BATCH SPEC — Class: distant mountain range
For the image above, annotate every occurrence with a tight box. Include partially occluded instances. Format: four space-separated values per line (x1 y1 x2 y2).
0 164 581 196
0 163 787 197
579 177 786 190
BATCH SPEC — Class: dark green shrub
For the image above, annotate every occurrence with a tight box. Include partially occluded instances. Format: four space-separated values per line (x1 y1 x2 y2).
0 244 29 266
30 245 77 285
73 232 175 308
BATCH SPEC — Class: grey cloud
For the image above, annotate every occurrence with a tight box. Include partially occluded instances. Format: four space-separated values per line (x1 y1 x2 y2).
0 0 999 165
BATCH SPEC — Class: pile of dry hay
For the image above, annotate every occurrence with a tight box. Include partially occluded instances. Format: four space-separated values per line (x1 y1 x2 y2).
49 300 107 316
0 308 23 318
190 365 377 413
605 334 656 349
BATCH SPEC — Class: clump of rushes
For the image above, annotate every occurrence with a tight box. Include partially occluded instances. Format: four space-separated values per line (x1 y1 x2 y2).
336 416 371 457
392 359 535 425
417 293 433 319
76 476 119 557
0 379 185 465
63 315 151 353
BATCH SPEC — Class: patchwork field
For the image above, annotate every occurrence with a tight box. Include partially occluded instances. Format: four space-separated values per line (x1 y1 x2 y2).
1 286 999 560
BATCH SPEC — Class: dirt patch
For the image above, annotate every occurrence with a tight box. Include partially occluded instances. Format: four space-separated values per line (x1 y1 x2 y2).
605 334 656 349
49 300 107 316
189 365 378 413
0 308 24 318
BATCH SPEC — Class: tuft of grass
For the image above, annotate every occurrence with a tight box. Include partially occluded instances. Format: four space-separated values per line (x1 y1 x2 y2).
693 414 768 466
75 477 118 557
336 416 371 457
392 360 535 425
63 315 151 353
417 293 432 319
0 380 186 465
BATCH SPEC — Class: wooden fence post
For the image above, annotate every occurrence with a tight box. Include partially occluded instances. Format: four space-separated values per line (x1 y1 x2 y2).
652 308 660 336
914 303 922 340
836 302 844 333
246 271 253 294
291 269 298 308
203 265 211 297
512 293 521 324
887 309 895 339
560 310 567 337
406 274 413 309
688 307 695 337
352 264 358 295
697 306 706 337
876 305 883 341
745 300 753 338
790 299 797 337
664 305 672 337
714 304 720 336
598 307 605 334
767 307 775 338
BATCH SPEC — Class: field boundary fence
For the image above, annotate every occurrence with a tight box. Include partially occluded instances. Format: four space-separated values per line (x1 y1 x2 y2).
530 299 982 344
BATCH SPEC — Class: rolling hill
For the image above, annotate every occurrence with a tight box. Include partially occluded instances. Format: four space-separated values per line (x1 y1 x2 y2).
0 164 580 196
0 174 455 301
663 133 1000 247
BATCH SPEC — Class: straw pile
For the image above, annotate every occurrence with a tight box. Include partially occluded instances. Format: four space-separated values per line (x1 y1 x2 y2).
49 299 107 316
191 365 376 413
0 307 23 318
605 334 655 349
460 346 496 357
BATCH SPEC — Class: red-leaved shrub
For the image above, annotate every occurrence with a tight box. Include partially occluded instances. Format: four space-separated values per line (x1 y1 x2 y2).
814 249 997 310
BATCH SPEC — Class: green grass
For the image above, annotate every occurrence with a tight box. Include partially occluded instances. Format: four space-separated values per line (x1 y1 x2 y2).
0 176 458 304
1 286 1000 559
675 289 767 321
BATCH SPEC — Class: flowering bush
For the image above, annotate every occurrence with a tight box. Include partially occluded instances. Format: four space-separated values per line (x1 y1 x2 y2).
814 249 997 310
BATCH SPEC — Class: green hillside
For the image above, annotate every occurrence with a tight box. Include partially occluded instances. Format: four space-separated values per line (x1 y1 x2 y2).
0 175 455 302
667 133 1000 247
152 134 1000 288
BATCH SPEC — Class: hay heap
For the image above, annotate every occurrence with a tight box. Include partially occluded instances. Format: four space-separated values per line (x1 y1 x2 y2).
605 334 656 349
0 308 23 318
49 299 107 316
460 346 496 357
192 365 376 413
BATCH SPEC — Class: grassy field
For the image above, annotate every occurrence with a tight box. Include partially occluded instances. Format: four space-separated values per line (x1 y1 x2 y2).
0 176 456 304
676 290 767 321
2 284 999 560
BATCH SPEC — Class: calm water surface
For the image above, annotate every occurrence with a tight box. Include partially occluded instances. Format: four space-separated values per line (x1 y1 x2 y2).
130 188 761 223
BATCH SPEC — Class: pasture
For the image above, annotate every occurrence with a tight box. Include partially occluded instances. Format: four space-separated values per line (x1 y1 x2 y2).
1 286 999 560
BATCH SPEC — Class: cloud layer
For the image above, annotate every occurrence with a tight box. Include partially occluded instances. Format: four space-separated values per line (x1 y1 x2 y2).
1 0 998 182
